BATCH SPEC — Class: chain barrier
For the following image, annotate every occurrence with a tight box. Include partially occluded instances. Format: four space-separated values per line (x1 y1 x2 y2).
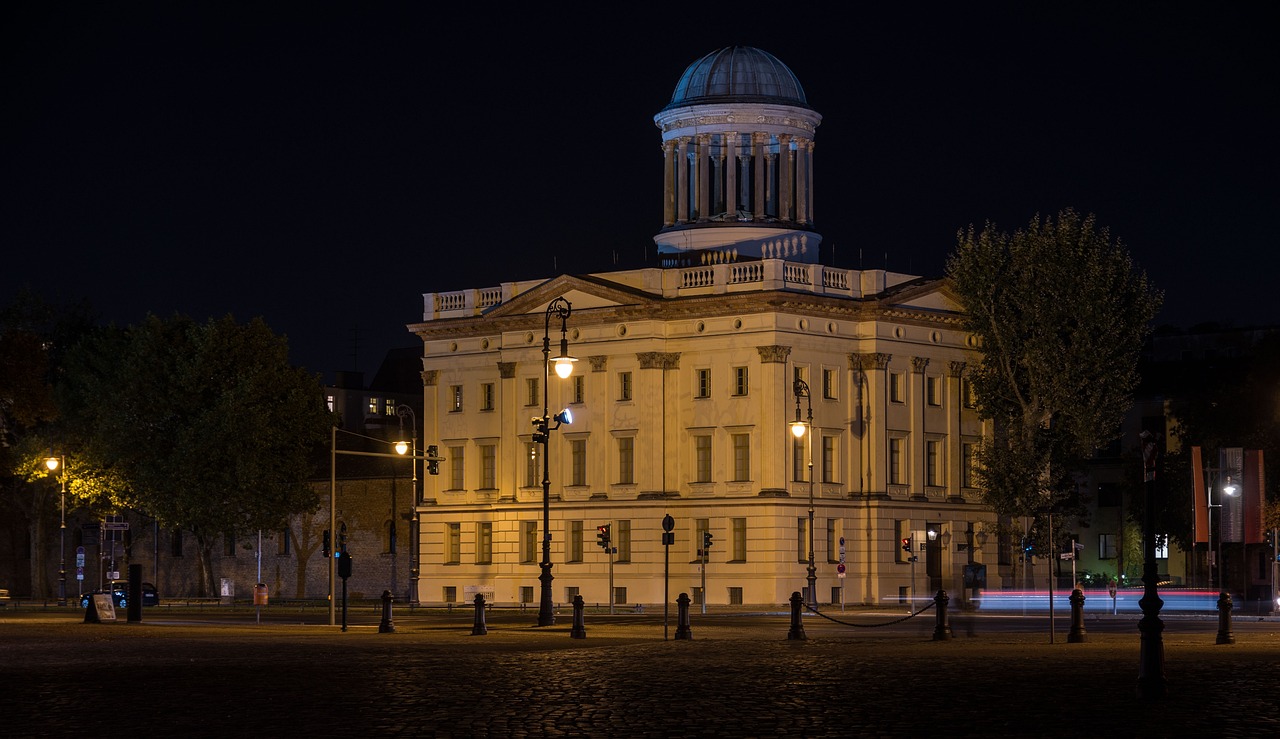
803 599 935 627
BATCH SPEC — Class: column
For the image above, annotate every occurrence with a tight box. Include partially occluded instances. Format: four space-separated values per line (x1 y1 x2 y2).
910 357 929 499
946 361 966 502
778 134 793 222
662 140 676 227
422 369 440 505
588 356 608 492
637 352 680 496
795 138 811 226
756 345 792 495
696 134 711 222
724 132 738 221
498 361 518 503
752 133 766 221
676 137 690 224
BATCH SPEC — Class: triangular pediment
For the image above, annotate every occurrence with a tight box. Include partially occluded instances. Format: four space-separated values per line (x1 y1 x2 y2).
884 278 965 314
483 274 660 318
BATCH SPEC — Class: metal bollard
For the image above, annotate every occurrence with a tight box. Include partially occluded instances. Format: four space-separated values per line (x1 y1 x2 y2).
570 594 587 639
1215 591 1235 644
932 589 953 641
379 590 396 633
471 593 488 636
787 591 807 640
675 592 693 640
1068 588 1087 642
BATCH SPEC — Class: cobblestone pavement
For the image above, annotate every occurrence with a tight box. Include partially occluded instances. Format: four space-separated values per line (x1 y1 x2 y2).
2 608 1278 738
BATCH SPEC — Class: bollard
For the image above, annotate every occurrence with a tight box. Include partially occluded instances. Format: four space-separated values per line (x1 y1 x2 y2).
471 593 488 635
786 591 807 640
570 594 587 639
1067 588 1087 642
379 590 395 633
675 592 693 640
1215 591 1234 644
932 589 952 641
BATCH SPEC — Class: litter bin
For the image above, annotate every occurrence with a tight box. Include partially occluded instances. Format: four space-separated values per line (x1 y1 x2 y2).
253 583 268 606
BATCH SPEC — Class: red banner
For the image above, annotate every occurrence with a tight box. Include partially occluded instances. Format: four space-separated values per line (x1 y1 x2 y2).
1192 446 1208 544
1244 449 1265 544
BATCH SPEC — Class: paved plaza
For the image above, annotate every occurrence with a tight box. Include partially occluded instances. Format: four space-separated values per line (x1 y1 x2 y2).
2 605 1278 738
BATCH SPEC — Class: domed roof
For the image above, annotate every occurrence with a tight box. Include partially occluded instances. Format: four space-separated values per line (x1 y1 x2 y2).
663 46 809 111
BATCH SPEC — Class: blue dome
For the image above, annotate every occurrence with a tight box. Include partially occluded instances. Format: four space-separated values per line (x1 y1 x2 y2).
663 47 809 111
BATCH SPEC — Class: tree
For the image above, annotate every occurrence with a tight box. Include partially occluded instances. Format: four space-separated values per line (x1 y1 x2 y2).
945 209 1162 523
62 314 336 595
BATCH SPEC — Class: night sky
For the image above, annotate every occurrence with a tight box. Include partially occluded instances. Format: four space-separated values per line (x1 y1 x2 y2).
4 3 1275 383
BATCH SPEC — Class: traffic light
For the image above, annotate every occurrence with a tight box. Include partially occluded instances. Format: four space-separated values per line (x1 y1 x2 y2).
426 445 440 476
703 530 713 549
901 536 912 552
597 524 611 550
336 550 352 579
322 530 331 558
531 416 549 444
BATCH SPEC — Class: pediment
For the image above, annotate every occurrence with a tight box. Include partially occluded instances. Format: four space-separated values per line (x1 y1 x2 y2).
483 274 659 318
884 278 965 314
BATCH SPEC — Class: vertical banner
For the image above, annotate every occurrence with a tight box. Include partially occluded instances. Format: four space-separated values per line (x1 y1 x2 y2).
1219 447 1244 543
1191 446 1208 544
1244 449 1265 544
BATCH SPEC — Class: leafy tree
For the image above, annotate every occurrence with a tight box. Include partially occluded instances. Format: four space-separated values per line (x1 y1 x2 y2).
946 209 1162 525
62 314 336 595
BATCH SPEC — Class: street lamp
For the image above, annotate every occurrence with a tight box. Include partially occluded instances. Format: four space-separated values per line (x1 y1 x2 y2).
535 297 575 627
45 455 67 606
396 405 419 606
1209 472 1238 593
791 378 815 608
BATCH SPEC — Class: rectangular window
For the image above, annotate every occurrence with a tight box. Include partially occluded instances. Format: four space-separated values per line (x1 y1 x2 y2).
171 528 183 557
367 396 380 415
732 433 750 481
826 519 840 563
794 365 807 386
224 531 236 557
728 587 743 605
962 443 976 488
823 368 837 400
450 385 463 412
793 435 807 481
732 517 747 561
449 445 465 490
277 529 290 556
480 382 495 411
570 439 586 486
446 523 461 564
926 440 942 487
326 395 335 412
521 521 537 563
1099 533 1117 559
567 520 583 563
889 372 904 403
615 519 631 563
926 376 941 406
385 399 396 416
526 378 539 407
896 519 911 563
572 375 585 404
733 366 749 396
618 437 634 484
524 442 538 487
796 517 807 563
387 520 397 554
822 435 836 483
520 586 534 604
695 368 711 398
889 437 905 485
477 522 492 564
480 444 496 489
694 434 712 483
564 586 579 603
613 587 627 605
444 586 457 603
618 371 632 401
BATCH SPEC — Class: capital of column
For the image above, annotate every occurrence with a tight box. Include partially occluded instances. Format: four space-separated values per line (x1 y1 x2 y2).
757 345 792 364
948 361 967 378
911 356 930 373
638 351 680 370
588 355 608 373
422 369 439 387
497 362 516 379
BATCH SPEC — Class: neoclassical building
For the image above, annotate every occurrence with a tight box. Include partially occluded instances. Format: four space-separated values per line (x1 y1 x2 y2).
408 47 995 609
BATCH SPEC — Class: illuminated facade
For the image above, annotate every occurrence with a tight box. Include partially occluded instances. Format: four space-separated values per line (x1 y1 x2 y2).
408 47 996 608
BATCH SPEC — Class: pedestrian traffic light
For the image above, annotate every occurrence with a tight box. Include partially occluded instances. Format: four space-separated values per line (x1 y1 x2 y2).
597 524 611 550
901 536 912 552
323 530 331 558
426 444 440 475
703 530 713 549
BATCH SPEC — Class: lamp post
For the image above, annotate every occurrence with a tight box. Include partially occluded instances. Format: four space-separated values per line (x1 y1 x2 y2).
45 455 67 606
791 378 815 608
535 297 575 627
396 405 419 606
1210 472 1239 594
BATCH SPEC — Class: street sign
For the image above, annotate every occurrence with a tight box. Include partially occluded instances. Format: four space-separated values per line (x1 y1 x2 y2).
103 522 130 531
836 563 846 574
1059 553 1074 560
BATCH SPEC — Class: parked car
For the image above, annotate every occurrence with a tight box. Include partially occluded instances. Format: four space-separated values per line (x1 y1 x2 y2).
80 580 159 609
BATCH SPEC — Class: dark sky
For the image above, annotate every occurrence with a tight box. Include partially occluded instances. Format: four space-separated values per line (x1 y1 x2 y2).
4 3 1276 383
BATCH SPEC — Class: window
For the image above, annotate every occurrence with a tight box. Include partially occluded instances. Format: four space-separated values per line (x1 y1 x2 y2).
694 434 712 483
826 519 840 563
618 371 632 401
521 521 537 563
444 586 457 603
733 366 749 396
570 439 586 486
171 528 183 557
1155 534 1168 560
796 517 807 562
896 519 911 563
732 517 747 561
618 437 634 484
728 587 743 605
567 520 583 563
277 529 290 556
1099 533 1117 559
446 523 461 564
794 365 807 386
889 437 905 485
326 394 335 412
823 368 837 400
962 378 978 409
572 375 585 404
962 443 977 488
386 520 397 554
526 378 539 407
889 372 904 403
385 399 396 416
926 376 941 406
926 440 942 487
449 385 462 412
368 396 380 415
732 433 750 481
449 445 465 490
695 368 711 398
793 435 807 481
822 435 836 483
480 382 495 411
480 444 496 489
477 522 492 564
520 586 534 604
564 586 579 602
613 587 627 605
524 442 538 487
224 531 236 557
615 519 631 562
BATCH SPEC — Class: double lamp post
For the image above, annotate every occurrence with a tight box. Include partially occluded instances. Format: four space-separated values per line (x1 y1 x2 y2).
534 297 576 626
790 378 816 608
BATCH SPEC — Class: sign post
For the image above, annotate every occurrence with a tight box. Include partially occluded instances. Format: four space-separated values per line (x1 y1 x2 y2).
661 514 674 641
